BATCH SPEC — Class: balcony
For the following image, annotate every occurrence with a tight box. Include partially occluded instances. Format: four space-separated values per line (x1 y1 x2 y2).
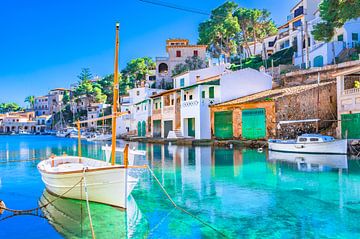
287 7 304 21
343 88 360 95
182 100 199 108
156 57 169 61
278 29 289 39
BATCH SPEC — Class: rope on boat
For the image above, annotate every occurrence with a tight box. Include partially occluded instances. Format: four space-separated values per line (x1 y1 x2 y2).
146 165 228 238
0 177 83 215
82 169 96 239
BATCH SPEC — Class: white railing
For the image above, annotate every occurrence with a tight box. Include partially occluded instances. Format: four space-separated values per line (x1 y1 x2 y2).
182 100 199 108
343 88 360 95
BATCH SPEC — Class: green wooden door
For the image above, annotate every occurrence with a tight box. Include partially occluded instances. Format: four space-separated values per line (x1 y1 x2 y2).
188 118 195 137
313 55 324 67
214 111 233 139
242 108 266 139
341 113 360 139
137 121 142 137
141 121 146 137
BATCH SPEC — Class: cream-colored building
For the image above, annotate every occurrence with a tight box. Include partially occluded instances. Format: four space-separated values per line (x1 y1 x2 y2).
1 111 36 133
156 39 207 87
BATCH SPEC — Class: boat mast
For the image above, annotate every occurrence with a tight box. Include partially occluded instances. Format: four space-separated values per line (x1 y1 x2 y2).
111 23 120 166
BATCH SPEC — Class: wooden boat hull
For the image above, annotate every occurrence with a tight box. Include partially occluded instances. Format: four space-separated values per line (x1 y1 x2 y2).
38 156 138 208
268 139 347 154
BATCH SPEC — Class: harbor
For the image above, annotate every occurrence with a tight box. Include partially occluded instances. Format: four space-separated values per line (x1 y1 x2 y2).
1 0 360 238
1 135 360 238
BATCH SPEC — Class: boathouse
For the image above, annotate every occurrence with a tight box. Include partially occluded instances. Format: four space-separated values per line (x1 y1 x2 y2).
209 81 337 140
334 65 360 139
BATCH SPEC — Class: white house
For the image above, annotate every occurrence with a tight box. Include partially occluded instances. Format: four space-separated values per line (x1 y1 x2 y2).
116 87 163 136
178 67 272 139
334 65 360 139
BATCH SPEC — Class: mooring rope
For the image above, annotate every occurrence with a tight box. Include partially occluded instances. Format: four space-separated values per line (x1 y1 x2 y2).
0 178 83 215
146 165 228 238
82 169 96 239
0 157 42 164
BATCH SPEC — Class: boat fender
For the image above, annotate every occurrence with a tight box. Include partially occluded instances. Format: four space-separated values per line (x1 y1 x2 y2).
257 148 263 153
0 200 5 214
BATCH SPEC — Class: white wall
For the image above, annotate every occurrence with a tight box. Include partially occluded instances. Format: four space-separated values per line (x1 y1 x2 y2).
219 68 273 102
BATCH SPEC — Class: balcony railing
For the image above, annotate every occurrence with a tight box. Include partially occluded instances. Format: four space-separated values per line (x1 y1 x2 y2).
156 57 169 61
343 88 360 95
182 100 199 108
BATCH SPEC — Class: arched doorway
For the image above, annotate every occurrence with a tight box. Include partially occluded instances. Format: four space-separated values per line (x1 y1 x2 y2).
137 121 142 137
141 121 146 137
313 55 324 67
158 63 168 74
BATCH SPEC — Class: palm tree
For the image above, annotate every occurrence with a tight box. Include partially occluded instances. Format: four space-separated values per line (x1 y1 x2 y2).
24 96 35 109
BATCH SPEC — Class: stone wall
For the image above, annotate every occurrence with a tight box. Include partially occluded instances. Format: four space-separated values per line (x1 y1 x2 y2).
210 101 276 140
275 82 337 139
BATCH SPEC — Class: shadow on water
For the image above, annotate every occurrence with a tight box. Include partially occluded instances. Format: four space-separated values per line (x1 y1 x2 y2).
1 136 360 238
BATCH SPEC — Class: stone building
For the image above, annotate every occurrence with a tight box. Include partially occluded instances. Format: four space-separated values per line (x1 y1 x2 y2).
209 81 337 140
155 39 207 87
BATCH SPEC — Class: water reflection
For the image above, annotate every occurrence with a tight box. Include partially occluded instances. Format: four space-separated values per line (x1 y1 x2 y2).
268 151 348 172
39 191 149 239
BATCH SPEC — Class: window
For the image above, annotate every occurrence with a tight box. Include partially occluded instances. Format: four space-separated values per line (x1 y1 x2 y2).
180 78 185 87
136 91 140 96
171 99 174 105
155 103 158 109
193 50 198 57
352 33 359 41
310 138 319 142
209 87 214 99
176 50 181 57
183 95 187 101
144 105 147 110
189 95 193 100
337 34 344 42
299 138 307 142
292 19 302 29
160 102 162 108
202 91 205 98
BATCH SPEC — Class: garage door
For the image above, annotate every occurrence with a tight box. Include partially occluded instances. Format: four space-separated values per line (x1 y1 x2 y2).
341 113 360 139
153 120 161 138
242 108 266 140
214 111 233 139
164 120 173 138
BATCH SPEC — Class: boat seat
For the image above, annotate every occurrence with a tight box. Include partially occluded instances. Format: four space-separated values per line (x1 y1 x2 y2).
55 163 85 172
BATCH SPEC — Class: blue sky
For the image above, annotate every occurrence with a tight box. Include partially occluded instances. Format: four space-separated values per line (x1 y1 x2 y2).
0 0 298 105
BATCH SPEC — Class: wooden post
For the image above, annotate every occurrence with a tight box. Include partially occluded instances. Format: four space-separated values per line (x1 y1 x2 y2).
111 23 120 166
124 144 129 168
77 121 82 161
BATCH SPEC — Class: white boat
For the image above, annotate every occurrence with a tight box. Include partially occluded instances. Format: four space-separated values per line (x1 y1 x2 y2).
37 155 137 208
37 23 136 209
268 134 347 154
18 130 31 135
87 133 112 142
268 151 348 171
56 127 76 138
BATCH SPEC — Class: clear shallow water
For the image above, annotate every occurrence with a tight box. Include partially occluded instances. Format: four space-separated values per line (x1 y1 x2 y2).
0 136 360 238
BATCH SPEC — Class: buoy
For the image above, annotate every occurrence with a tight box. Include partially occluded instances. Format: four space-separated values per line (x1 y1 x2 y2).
0 200 6 214
257 148 263 153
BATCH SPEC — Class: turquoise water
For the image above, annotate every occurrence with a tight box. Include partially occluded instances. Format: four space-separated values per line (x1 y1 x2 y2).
1 136 360 238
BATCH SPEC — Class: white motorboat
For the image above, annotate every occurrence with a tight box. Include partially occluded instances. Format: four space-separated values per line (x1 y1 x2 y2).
87 133 112 142
56 127 76 138
37 156 137 208
37 23 137 209
268 134 347 154
268 151 348 172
